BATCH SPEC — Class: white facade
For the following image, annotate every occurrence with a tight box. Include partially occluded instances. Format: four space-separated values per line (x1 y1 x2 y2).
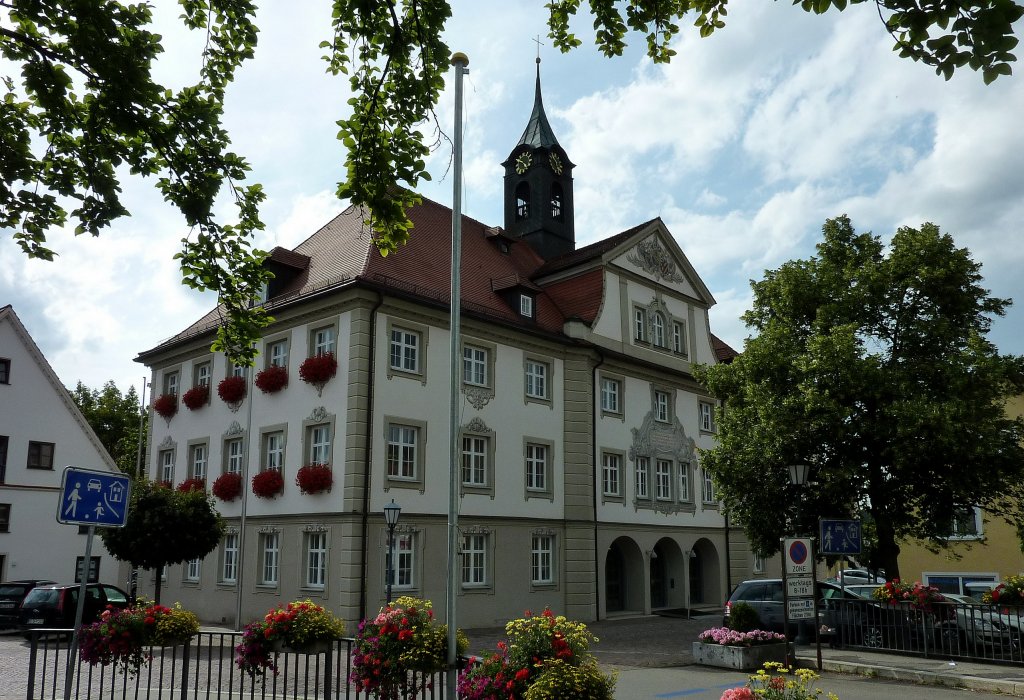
0 306 123 585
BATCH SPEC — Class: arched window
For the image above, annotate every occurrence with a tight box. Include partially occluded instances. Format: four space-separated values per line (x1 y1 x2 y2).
651 312 666 347
515 182 530 220
550 183 563 220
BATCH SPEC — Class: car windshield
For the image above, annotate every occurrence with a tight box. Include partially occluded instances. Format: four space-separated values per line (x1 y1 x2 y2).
22 589 59 606
0 585 27 597
844 585 879 598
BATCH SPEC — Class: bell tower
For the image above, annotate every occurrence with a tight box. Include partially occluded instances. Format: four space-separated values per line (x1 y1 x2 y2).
502 59 575 260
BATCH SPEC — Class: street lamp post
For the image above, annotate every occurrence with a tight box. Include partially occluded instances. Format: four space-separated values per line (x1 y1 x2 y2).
383 499 401 605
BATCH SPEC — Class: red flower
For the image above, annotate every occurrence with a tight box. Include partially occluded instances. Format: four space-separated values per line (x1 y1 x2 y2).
295 463 333 494
252 469 284 499
254 365 289 394
177 477 205 493
153 393 177 420
212 472 243 501
181 385 209 410
514 668 529 682
299 353 337 387
218 375 247 404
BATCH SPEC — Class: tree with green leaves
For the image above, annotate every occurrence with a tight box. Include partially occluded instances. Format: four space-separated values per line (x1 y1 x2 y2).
4 1 1021 364
100 479 224 603
70 380 146 475
695 216 1024 580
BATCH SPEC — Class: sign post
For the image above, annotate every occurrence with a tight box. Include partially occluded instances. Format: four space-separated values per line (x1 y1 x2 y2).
56 467 131 700
782 537 819 669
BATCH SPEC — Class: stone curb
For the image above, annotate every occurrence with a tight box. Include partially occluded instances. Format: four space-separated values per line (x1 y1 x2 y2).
798 656 1024 697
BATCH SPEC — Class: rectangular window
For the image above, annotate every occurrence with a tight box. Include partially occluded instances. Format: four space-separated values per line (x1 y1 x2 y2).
654 390 670 423
531 535 554 585
672 322 686 355
0 358 10 384
0 504 10 533
656 459 672 500
520 294 534 317
264 432 284 472
651 312 666 347
390 328 420 373
461 533 488 587
602 453 621 496
308 424 331 465
222 533 239 583
678 462 691 502
702 470 716 503
305 531 327 588
462 436 488 487
159 449 174 483
268 339 288 368
311 326 335 356
635 456 649 499
600 378 621 414
395 533 415 589
163 370 179 396
387 424 418 479
525 360 548 399
949 506 982 538
753 553 766 574
230 362 247 378
27 441 55 470
193 361 211 388
634 308 647 342
261 532 280 585
225 439 244 474
699 402 715 432
526 443 548 492
462 345 488 386
189 444 207 481
185 558 201 582
0 435 8 483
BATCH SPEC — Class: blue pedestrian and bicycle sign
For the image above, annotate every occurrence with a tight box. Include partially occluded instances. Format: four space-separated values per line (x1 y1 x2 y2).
819 518 862 555
57 467 131 528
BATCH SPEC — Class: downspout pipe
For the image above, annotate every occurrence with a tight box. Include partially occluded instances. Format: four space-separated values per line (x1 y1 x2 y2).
591 348 606 620
358 291 385 622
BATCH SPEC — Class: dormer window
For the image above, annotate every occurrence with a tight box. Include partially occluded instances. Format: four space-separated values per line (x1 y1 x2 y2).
515 182 531 220
520 294 534 318
550 183 563 220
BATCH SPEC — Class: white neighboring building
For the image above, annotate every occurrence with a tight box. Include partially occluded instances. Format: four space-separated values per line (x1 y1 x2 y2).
135 73 755 629
0 305 123 585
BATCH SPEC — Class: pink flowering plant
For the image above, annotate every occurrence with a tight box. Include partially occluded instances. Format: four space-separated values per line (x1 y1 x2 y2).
235 600 346 679
698 627 786 647
872 579 946 612
983 575 1024 607
79 601 199 677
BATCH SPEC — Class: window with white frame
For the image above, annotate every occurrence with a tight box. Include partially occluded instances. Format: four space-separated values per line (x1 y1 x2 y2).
678 462 691 501
311 326 335 356
461 533 488 587
194 361 212 387
308 424 331 465
163 370 179 396
752 553 766 574
651 312 666 347
525 359 548 400
654 390 671 423
948 506 983 539
699 401 715 432
395 532 415 589
260 532 280 585
635 456 649 498
305 531 327 588
656 459 672 500
634 308 647 342
520 294 534 317
387 424 418 479
225 438 244 474
159 449 174 483
390 327 420 373
672 321 686 355
264 431 284 471
222 533 238 583
461 435 488 487
230 362 247 378
702 469 716 503
531 535 555 585
526 443 548 492
462 345 488 386
602 453 621 496
268 339 288 368
185 558 201 582
600 377 621 414
189 444 207 481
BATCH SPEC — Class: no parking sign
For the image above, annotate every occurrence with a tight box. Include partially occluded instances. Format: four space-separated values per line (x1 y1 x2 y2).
784 537 813 576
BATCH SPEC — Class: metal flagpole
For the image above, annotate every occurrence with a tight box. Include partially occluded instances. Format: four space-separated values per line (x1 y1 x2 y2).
447 50 469 698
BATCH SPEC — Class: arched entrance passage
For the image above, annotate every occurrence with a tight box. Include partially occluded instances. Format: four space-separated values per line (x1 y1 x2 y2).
689 537 722 607
605 537 644 615
650 538 685 610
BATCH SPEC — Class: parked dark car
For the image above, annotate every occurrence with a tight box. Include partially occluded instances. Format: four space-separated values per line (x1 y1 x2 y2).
18 583 130 635
724 579 845 635
0 580 56 628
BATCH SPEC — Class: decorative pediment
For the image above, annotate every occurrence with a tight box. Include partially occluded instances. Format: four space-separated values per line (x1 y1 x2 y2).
158 435 176 450
223 421 244 437
626 238 684 283
463 417 492 434
302 523 329 533
628 414 696 463
257 525 282 534
463 386 493 410
308 406 330 422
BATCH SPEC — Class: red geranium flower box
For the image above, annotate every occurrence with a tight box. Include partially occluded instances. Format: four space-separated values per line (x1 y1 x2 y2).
177 477 206 493
153 393 178 420
255 365 289 394
299 353 337 388
212 472 243 502
218 375 247 404
252 469 284 499
296 463 333 495
181 385 209 410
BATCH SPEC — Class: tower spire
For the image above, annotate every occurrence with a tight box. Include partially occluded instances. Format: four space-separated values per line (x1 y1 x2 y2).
517 57 560 148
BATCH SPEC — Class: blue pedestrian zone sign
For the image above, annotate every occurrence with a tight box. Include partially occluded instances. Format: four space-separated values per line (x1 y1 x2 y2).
819 518 862 555
57 467 131 528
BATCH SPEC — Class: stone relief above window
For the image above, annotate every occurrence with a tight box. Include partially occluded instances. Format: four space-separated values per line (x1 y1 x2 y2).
625 238 684 284
628 411 697 515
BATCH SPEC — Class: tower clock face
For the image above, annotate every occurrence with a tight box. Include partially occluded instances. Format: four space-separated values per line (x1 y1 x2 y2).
549 152 563 175
515 152 532 174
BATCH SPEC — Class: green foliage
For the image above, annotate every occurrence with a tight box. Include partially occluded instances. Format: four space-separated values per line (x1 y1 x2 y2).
726 601 761 632
696 216 1024 580
70 381 146 475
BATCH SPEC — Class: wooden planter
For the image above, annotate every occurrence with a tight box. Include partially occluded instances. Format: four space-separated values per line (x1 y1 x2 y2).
691 641 786 670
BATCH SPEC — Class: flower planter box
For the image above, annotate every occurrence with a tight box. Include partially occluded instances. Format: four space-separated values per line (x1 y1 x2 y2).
270 639 332 655
691 641 786 671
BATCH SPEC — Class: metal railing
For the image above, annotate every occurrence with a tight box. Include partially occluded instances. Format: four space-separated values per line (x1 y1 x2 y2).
26 630 455 700
825 599 1024 665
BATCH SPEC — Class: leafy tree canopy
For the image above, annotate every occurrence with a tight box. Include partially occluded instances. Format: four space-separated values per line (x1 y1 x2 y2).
3 1 1021 364
695 216 1024 580
70 380 146 475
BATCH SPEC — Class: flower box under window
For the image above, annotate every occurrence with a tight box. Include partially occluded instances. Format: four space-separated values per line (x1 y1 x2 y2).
153 393 178 420
218 375 247 405
252 469 284 499
295 463 333 495
255 365 289 394
181 385 209 410
212 472 242 502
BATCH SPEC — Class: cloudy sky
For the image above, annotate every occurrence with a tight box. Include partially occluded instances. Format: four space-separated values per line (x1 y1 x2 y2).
2 1 1021 398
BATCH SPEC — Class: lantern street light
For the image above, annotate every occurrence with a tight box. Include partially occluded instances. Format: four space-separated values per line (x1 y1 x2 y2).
383 499 402 605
